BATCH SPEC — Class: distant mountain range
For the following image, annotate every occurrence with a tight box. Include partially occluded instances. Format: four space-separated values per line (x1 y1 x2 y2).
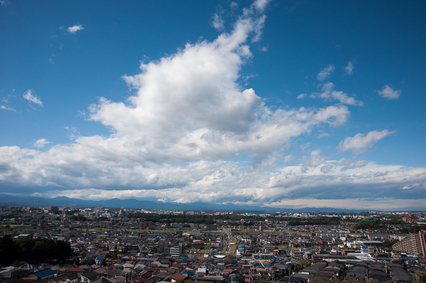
0 194 422 213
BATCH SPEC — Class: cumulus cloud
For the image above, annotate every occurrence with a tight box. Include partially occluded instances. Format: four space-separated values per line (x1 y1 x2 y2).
33 139 51 148
23 90 43 106
310 82 363 106
338 130 396 154
0 1 424 210
317 64 335 81
378 85 401 100
297 93 306 99
345 61 354 75
67 24 84 34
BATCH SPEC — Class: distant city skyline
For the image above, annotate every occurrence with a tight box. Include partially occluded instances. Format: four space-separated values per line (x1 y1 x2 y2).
0 0 425 210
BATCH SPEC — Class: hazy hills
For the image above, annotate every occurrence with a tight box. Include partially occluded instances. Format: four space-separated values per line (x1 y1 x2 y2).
0 194 366 213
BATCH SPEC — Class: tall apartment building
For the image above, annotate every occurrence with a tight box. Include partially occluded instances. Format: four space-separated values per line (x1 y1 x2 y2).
392 231 426 257
170 243 184 257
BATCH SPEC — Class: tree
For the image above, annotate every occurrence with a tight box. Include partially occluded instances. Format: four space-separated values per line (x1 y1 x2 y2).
414 273 426 283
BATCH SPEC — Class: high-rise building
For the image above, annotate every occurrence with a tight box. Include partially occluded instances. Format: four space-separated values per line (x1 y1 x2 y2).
392 231 426 256
170 243 184 257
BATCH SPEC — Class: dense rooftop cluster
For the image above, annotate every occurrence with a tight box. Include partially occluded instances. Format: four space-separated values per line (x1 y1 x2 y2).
1 206 426 283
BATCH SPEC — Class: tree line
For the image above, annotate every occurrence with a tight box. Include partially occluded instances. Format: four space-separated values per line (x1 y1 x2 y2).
0 235 71 266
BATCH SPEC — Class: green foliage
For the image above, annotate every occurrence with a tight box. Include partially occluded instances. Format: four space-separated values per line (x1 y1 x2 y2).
128 213 215 224
70 215 87 221
400 224 426 234
286 216 341 226
11 260 28 267
0 236 71 266
105 249 120 259
188 243 204 249
150 247 167 254
381 217 404 225
382 239 398 248
354 220 382 230
414 273 426 283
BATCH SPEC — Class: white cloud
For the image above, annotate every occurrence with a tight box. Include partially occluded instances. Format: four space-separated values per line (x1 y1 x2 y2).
67 24 84 34
303 150 327 167
23 90 43 106
1 105 16 112
311 82 363 106
212 12 224 30
18 156 426 208
267 198 426 210
338 130 396 154
345 61 354 75
300 142 310 150
378 85 401 100
283 153 296 162
0 1 424 210
317 64 335 81
253 0 270 12
297 93 306 99
33 139 51 148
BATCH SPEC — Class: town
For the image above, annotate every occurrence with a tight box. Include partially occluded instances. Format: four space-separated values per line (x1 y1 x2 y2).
1 205 425 283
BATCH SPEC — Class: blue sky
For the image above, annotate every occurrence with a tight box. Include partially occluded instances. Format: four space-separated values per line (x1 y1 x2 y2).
1 0 425 210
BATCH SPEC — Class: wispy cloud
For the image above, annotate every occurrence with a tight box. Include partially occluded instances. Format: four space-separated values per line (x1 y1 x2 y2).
338 130 396 154
67 24 84 34
1 105 16 112
253 0 270 12
378 85 401 100
345 60 354 75
317 64 335 81
211 9 225 30
311 82 363 106
23 90 43 106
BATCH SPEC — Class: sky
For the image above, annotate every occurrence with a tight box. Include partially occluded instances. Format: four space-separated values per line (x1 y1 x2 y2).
1 0 426 211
